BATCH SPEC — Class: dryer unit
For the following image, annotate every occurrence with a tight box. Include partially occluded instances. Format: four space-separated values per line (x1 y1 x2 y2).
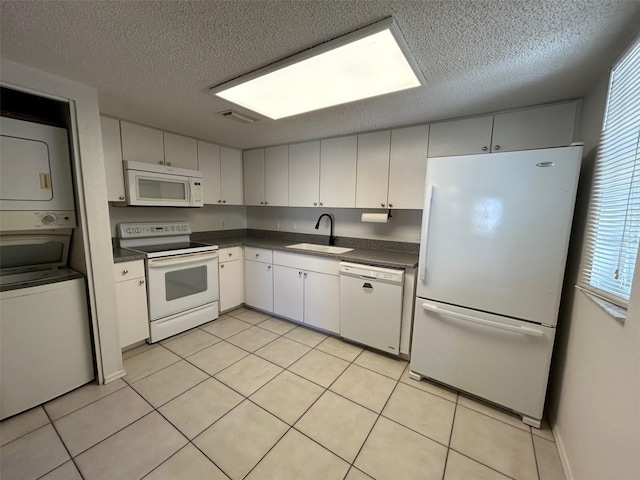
0 116 76 230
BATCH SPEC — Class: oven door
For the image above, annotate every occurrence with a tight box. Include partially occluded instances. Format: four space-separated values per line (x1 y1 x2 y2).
146 251 219 320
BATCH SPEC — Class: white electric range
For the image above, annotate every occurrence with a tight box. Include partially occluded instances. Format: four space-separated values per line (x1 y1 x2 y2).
118 222 219 342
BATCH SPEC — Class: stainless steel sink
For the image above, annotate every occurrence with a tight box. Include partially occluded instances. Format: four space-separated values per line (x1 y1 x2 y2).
286 243 354 254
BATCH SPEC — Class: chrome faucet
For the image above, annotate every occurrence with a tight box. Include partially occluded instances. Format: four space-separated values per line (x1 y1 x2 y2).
315 213 336 246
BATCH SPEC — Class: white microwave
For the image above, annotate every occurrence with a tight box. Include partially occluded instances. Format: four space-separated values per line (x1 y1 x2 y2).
124 161 203 207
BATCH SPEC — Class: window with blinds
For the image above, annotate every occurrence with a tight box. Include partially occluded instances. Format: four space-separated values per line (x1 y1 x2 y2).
583 37 640 307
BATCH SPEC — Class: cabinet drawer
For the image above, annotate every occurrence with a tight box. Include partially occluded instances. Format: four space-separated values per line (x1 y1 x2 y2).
273 251 339 275
244 247 273 264
113 260 145 282
219 247 242 263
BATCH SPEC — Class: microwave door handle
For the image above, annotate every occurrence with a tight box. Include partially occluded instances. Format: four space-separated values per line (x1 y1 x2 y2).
148 252 218 268
421 303 544 337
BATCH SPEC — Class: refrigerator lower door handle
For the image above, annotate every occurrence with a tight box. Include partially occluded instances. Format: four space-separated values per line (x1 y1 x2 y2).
421 303 544 337
419 184 434 282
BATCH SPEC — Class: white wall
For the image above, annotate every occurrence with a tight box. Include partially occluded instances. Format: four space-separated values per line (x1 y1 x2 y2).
109 204 246 237
246 206 423 243
549 73 640 480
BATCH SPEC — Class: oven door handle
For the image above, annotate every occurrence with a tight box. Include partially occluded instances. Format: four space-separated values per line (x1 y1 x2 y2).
148 251 218 268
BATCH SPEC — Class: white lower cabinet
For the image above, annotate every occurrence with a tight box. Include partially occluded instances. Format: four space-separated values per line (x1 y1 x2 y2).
219 247 244 312
273 251 340 334
244 247 273 313
113 260 149 349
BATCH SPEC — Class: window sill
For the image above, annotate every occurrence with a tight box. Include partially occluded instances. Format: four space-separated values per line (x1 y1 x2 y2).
575 285 627 323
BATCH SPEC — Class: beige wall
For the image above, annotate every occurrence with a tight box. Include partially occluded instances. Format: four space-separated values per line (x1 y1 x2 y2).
549 73 640 480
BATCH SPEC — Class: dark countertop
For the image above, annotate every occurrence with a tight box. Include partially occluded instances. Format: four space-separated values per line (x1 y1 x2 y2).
194 235 419 270
113 231 419 269
113 247 146 264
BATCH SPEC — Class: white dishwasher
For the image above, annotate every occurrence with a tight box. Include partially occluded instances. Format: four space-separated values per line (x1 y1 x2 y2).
339 262 404 355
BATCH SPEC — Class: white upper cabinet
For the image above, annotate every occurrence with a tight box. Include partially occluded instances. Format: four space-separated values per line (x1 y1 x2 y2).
320 135 357 208
356 130 391 208
244 146 289 206
120 121 164 165
197 140 222 205
428 101 579 157
428 116 494 157
220 147 244 205
388 124 429 209
490 102 577 153
163 132 198 169
243 148 265 206
265 145 289 207
289 141 320 207
100 115 126 202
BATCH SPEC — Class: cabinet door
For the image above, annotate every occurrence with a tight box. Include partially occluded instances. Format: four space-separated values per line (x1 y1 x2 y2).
197 141 222 205
356 130 391 208
115 277 150 348
100 116 126 202
428 116 494 157
221 147 244 205
244 260 273 312
219 259 243 312
320 135 357 208
303 271 339 334
289 141 320 207
388 124 430 209
243 148 265 206
273 265 304 322
491 102 577 153
120 121 164 165
163 132 198 169
265 145 289 206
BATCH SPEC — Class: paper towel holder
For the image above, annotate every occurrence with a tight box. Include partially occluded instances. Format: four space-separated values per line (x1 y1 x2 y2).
361 209 393 223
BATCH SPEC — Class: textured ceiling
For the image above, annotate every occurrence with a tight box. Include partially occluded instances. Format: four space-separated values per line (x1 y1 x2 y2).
1 1 639 149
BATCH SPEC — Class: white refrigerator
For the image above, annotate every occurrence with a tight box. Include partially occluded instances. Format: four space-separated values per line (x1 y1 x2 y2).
410 146 582 427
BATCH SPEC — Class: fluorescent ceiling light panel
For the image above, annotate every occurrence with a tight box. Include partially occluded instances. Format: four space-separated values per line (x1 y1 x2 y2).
211 18 424 119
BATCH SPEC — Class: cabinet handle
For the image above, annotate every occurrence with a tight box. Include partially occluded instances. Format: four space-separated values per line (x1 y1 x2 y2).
122 269 129 275
220 264 224 269
381 203 385 207
493 145 501 150
388 203 393 208
228 252 232 257
218 200 222 203
166 161 172 166
313 202 317 206
223 200 226 203
481 146 488 151
264 201 268 205
158 161 164 165
119 195 125 200
260 201 264 205
320 202 324 206
303 272 308 277
255 254 259 258
138 279 145 285
298 271 302 276
267 265 271 270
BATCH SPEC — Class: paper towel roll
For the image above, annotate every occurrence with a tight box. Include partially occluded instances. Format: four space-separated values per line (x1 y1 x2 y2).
361 212 390 223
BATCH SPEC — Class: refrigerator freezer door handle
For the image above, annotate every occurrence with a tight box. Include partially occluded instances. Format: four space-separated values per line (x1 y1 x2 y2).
421 303 544 337
419 184 434 281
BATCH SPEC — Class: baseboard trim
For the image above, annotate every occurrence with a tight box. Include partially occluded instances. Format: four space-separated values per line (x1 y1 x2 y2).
103 369 127 384
551 420 574 480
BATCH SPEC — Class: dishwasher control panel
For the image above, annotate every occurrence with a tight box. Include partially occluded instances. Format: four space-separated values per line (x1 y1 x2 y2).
339 262 404 285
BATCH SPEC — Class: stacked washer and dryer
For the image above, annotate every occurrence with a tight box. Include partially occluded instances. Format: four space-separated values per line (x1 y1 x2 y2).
0 116 94 420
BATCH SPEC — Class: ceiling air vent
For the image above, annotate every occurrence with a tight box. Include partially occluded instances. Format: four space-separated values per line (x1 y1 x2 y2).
218 110 258 124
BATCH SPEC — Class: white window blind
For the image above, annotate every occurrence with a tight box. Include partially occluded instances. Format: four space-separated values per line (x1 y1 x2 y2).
583 37 640 307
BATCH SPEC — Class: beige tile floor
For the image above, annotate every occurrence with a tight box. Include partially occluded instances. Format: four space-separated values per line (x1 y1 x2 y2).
0 307 566 480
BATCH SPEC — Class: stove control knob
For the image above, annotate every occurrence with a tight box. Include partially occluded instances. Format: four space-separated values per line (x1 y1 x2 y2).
41 214 56 225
